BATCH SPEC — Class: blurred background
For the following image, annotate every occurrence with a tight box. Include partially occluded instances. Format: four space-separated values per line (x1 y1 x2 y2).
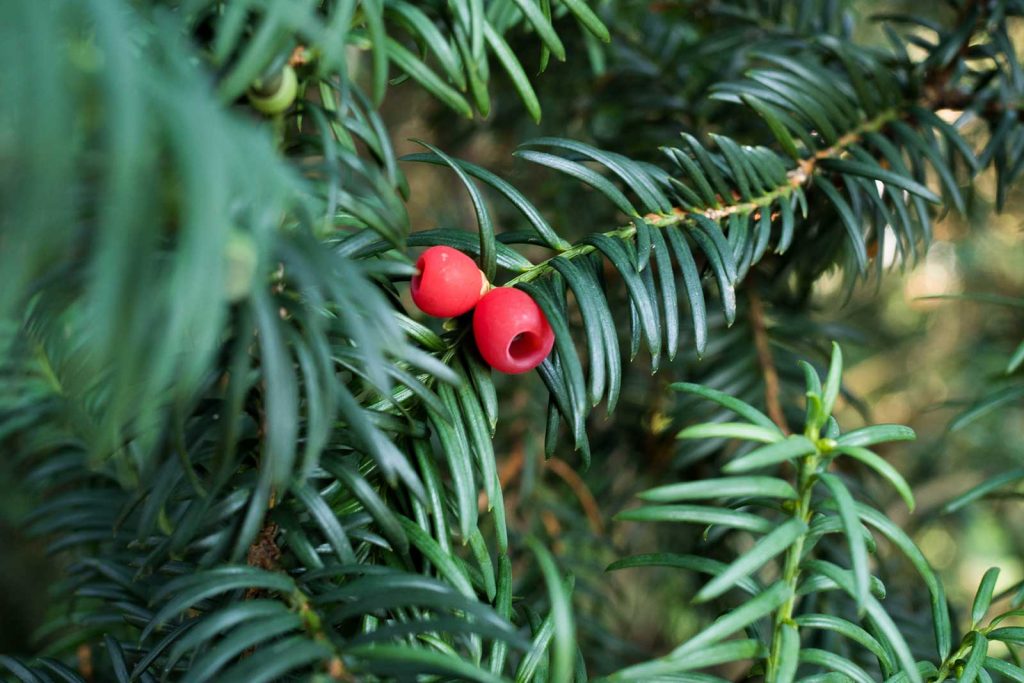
2 0 1022 672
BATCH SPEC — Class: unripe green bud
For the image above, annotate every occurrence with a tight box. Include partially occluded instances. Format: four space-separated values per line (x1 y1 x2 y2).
247 65 298 115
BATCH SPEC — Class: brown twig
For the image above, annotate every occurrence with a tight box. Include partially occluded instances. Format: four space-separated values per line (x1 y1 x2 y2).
288 45 310 67
245 522 282 571
499 445 525 488
927 90 1023 121
76 644 93 682
545 457 605 534
748 288 788 435
245 488 282 594
920 0 1021 121
480 443 527 512
493 440 604 536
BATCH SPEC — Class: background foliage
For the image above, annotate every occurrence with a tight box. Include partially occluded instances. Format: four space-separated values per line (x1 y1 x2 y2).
1 0 1024 681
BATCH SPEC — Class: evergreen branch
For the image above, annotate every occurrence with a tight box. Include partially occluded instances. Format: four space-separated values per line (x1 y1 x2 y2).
765 408 828 680
4 1 1024 680
505 107 898 287
613 346 939 682
408 72 967 455
929 580 1024 683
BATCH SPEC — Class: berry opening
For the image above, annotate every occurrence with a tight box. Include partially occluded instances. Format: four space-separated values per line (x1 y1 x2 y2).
508 332 543 361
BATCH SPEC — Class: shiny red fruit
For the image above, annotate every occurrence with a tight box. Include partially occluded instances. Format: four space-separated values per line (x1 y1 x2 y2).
410 246 487 318
473 288 555 374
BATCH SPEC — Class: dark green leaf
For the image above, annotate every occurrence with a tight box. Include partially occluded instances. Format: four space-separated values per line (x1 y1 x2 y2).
814 175 867 272
167 601 292 667
988 627 1024 644
324 456 409 556
960 633 987 683
950 387 1024 432
671 581 789 658
856 504 950 659
454 370 500 506
671 383 779 431
819 473 870 612
527 538 575 683
179 615 303 683
0 656 44 683
508 0 565 60
517 281 588 442
516 150 636 216
836 424 916 448
972 568 1001 627
688 219 737 324
428 395 478 539
835 445 915 511
680 134 733 202
984 658 1024 682
820 342 843 423
724 435 817 472
348 644 504 683
615 504 776 533
397 516 476 598
795 614 894 672
412 140 496 279
145 568 296 640
489 554 514 675
604 640 766 680
775 622 800 683
559 0 610 41
401 154 567 248
525 138 671 213
606 553 761 596
104 636 129 683
382 42 473 115
586 234 661 361
742 95 801 160
550 257 609 405
695 518 806 602
664 229 708 354
799 648 873 683
215 637 330 683
680 422 786 445
818 159 941 203
386 3 466 89
293 482 358 565
483 23 542 124
639 476 797 502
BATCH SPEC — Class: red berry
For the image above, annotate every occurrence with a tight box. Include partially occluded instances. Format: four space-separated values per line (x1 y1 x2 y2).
473 288 555 374
410 246 487 318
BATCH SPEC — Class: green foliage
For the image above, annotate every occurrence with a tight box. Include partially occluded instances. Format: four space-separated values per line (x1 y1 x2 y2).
609 345 1023 682
1 0 1024 681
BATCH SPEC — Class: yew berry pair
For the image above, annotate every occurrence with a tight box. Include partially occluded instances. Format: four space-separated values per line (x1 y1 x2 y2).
411 246 554 374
